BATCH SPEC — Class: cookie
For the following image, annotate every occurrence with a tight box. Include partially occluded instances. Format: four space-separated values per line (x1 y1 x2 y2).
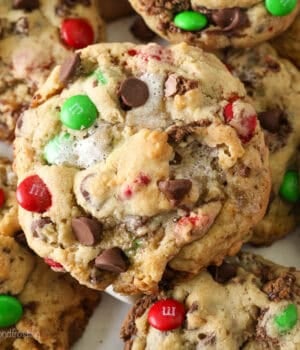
128 0 300 50
99 0 133 21
224 43 300 245
272 15 300 68
14 42 270 294
0 234 100 349
0 0 105 141
121 252 300 350
0 158 20 236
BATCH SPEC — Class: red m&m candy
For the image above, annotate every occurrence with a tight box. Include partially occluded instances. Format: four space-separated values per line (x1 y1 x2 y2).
148 298 186 331
0 188 5 208
44 258 65 272
16 175 52 213
61 18 94 49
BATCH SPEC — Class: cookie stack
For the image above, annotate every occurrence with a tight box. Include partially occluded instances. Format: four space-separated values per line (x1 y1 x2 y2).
0 0 299 349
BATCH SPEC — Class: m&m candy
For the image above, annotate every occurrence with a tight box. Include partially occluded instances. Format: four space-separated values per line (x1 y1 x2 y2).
44 258 66 272
16 175 52 213
274 303 298 333
0 295 23 328
44 134 72 164
148 299 186 331
61 18 94 49
174 11 208 31
60 95 98 130
0 188 5 208
279 170 300 203
265 0 297 16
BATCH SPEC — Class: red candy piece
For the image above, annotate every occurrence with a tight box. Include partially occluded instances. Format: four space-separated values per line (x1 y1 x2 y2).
16 175 52 213
148 299 185 331
44 258 63 269
223 102 234 122
0 188 5 208
134 172 151 186
178 215 200 227
240 115 257 143
61 18 94 49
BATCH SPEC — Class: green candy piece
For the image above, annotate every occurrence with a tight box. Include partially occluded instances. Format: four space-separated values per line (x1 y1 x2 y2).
94 69 107 85
0 295 23 328
60 95 98 130
265 0 297 16
274 304 298 333
44 134 72 164
174 11 208 31
279 170 300 203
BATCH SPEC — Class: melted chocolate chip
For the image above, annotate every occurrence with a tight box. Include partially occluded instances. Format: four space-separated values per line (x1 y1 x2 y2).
211 8 249 32
119 77 149 108
59 53 81 85
258 108 283 133
208 262 237 283
13 0 39 10
95 247 129 273
130 16 155 42
71 217 102 246
158 179 192 204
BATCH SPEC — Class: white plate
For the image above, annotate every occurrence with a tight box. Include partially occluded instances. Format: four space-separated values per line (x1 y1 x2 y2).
3 15 299 350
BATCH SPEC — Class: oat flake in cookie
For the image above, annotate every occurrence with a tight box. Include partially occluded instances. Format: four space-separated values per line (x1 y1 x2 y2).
14 42 270 294
121 252 300 350
225 43 300 245
128 0 300 50
0 0 105 141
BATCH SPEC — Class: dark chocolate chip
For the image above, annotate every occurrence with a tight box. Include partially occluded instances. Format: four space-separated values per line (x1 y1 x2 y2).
59 53 81 85
211 7 249 32
130 16 155 42
71 217 102 246
119 77 149 108
158 179 192 203
13 0 39 10
208 262 237 283
95 247 129 273
258 109 283 133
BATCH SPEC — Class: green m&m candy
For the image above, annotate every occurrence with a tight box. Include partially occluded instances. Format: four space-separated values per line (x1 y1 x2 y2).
274 303 298 333
60 95 98 130
279 170 300 202
44 133 72 164
0 295 23 328
174 11 208 31
265 0 297 16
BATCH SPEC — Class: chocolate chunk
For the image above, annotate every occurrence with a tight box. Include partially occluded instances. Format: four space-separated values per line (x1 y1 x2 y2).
165 74 198 97
71 217 102 246
208 262 237 283
158 179 192 204
95 247 129 273
211 7 249 32
130 16 155 42
13 0 39 10
258 109 283 133
262 273 296 302
119 77 149 108
31 217 52 237
59 53 81 85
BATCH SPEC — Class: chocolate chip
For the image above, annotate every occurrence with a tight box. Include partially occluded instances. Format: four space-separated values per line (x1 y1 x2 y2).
95 247 129 273
119 77 149 108
208 262 237 283
13 0 39 10
158 179 192 204
31 217 52 237
211 7 249 32
258 109 283 133
71 217 102 246
59 53 81 85
130 16 155 42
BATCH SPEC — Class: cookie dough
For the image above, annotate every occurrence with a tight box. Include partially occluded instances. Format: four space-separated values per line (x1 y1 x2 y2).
14 42 270 294
99 0 133 21
224 43 300 245
0 0 105 141
0 234 100 349
272 15 300 68
0 158 20 236
128 0 300 50
121 252 300 350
